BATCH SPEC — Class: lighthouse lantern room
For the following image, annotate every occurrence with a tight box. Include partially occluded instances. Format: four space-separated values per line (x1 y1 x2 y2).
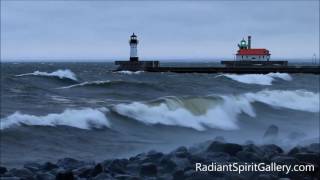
129 33 139 61
236 36 270 61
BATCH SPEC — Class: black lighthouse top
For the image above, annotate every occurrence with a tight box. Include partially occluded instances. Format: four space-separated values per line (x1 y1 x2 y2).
129 33 138 44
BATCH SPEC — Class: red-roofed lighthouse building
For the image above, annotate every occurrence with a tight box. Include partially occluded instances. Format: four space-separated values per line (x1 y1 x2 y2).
236 36 271 61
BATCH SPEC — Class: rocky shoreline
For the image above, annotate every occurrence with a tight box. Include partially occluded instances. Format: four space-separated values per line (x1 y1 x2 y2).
0 138 319 180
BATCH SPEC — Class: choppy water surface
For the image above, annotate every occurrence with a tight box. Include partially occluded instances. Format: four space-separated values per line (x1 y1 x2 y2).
1 62 319 167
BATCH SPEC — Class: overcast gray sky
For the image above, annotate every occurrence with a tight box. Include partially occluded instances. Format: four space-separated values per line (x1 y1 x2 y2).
1 0 319 61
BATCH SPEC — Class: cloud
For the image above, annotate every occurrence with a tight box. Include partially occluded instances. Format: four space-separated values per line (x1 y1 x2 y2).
1 1 319 61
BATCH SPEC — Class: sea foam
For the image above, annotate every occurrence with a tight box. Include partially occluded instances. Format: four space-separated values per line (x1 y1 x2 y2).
221 73 292 85
16 69 78 81
113 89 318 131
0 108 110 130
244 89 319 113
113 96 256 131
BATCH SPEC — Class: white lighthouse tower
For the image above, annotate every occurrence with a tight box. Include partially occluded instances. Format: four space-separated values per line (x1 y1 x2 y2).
129 33 139 61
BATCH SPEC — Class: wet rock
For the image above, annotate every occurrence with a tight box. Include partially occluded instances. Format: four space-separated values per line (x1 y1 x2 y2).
271 156 299 165
0 177 20 180
142 150 164 163
0 166 7 175
204 152 230 163
242 144 265 157
35 172 55 180
24 162 42 172
254 174 278 180
9 168 34 179
207 142 243 156
260 144 283 158
173 170 185 180
236 151 262 162
214 136 226 143
294 153 320 164
91 163 103 177
140 162 157 177
306 143 320 153
287 146 301 156
171 157 191 170
263 125 279 139
93 173 113 180
41 162 59 171
173 146 190 158
244 140 254 145
114 174 139 180
73 165 93 178
159 156 177 173
55 170 74 180
57 158 87 170
107 159 128 174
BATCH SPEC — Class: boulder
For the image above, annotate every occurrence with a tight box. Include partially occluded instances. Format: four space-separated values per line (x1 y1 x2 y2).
207 142 243 156
35 172 55 180
41 162 59 171
139 163 157 177
114 174 139 180
55 170 74 180
173 170 185 180
24 162 42 172
271 156 299 165
294 153 320 165
260 144 283 158
159 157 177 173
9 168 34 179
236 151 262 162
172 146 190 158
91 163 103 177
107 159 128 174
0 166 7 175
57 158 87 170
93 173 114 180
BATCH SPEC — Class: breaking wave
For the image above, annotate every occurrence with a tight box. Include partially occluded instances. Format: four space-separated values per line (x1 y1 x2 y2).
0 108 110 130
220 73 292 85
115 71 144 75
244 89 319 113
57 80 161 90
112 89 318 131
113 96 256 131
16 69 78 81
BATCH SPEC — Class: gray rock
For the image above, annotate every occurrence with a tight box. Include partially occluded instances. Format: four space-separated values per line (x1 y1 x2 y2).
271 156 299 165
9 168 34 179
173 170 185 180
55 170 74 180
0 177 20 180
140 163 157 177
294 152 320 164
207 142 243 156
24 162 42 172
57 158 87 170
41 162 59 171
0 166 7 175
236 151 262 162
91 163 103 177
93 173 113 180
107 159 128 174
114 174 139 180
172 146 190 158
306 143 320 153
159 157 177 173
260 144 283 158
214 136 226 143
254 174 278 180
35 172 55 180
